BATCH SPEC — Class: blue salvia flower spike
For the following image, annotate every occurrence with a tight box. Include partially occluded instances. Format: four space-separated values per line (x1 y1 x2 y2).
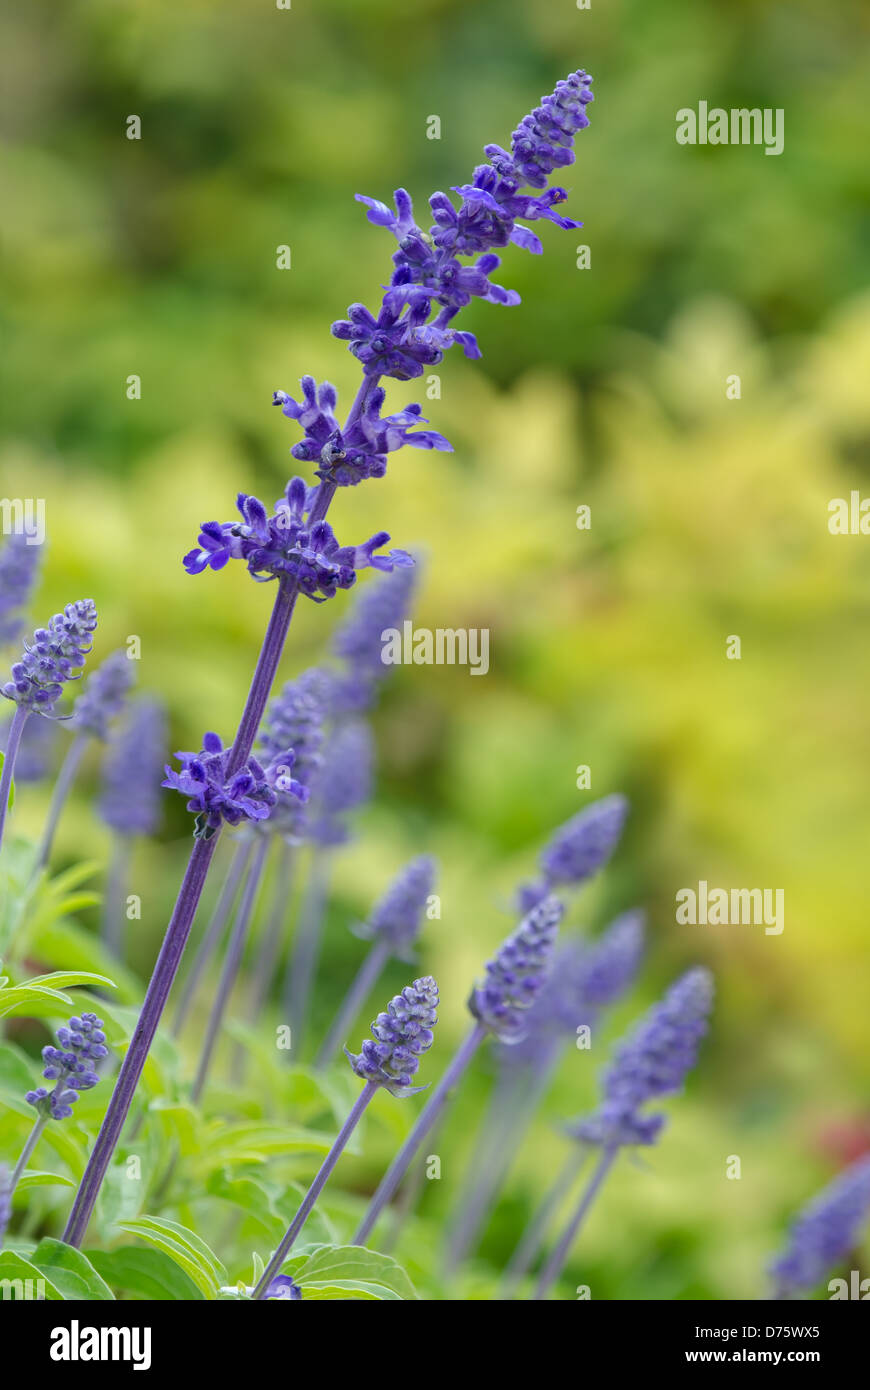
330 562 419 713
518 793 628 911
0 599 98 850
533 968 714 1299
37 648 137 871
445 909 644 1273
0 530 42 647
769 1155 870 1299
64 68 594 1248
252 977 440 1297
353 897 562 1246
315 855 436 1070
97 698 167 959
8 1014 108 1207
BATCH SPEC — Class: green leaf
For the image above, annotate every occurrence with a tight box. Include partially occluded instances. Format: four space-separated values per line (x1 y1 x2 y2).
117 1216 227 1300
89 1246 204 1301
287 1244 418 1300
13 1170 76 1193
31 1238 115 1301
0 1250 63 1300
22 969 116 993
302 1280 397 1300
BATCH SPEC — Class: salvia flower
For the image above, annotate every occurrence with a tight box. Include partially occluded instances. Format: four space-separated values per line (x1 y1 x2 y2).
257 669 328 839
573 967 714 1148
335 71 593 381
518 794 628 910
1 600 98 715
469 895 563 1043
330 562 418 712
263 1275 303 1301
345 975 439 1097
356 855 436 962
308 719 373 847
71 649 135 740
99 697 167 836
162 731 307 840
25 1013 108 1121
769 1155 870 1298
274 378 451 486
574 910 646 1008
183 477 412 599
0 531 42 645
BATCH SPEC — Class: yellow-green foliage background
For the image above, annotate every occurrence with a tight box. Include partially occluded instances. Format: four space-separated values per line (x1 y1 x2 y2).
2 0 870 1298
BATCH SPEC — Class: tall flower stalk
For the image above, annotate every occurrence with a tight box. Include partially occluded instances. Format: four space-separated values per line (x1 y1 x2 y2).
0 600 98 852
282 720 373 1054
191 833 270 1102
443 903 643 1273
501 1143 590 1298
9 1013 107 1217
315 854 435 1070
36 649 134 871
97 696 166 956
533 967 714 1299
61 67 595 1249
352 896 562 1246
172 837 255 1035
253 976 439 1297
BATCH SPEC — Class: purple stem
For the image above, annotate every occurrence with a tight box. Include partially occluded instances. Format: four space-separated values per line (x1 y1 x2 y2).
172 835 255 1036
442 1043 561 1274
61 376 380 1247
101 832 132 959
352 1022 487 1246
252 1079 378 1297
532 1144 619 1301
230 839 296 1082
282 846 331 1057
0 704 28 850
191 834 269 1102
36 731 88 869
62 831 219 1246
501 1144 589 1298
313 937 391 1072
245 839 296 1023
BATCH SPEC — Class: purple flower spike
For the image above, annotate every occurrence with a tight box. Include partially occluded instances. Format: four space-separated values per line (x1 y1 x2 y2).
345 975 439 1097
770 1156 870 1298
519 794 628 909
183 476 412 598
0 531 42 646
162 731 307 840
573 967 714 1149
25 1012 108 1121
330 563 418 713
263 1275 303 1301
575 910 646 1008
273 378 451 487
308 719 373 847
1 600 98 716
72 649 135 740
356 855 436 962
257 669 328 840
99 697 167 837
337 71 592 380
469 895 563 1043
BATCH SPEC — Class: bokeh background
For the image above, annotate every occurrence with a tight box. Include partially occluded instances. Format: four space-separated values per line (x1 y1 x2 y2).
2 0 870 1299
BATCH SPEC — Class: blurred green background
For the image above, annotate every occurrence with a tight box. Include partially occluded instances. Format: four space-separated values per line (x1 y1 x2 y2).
2 0 870 1298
